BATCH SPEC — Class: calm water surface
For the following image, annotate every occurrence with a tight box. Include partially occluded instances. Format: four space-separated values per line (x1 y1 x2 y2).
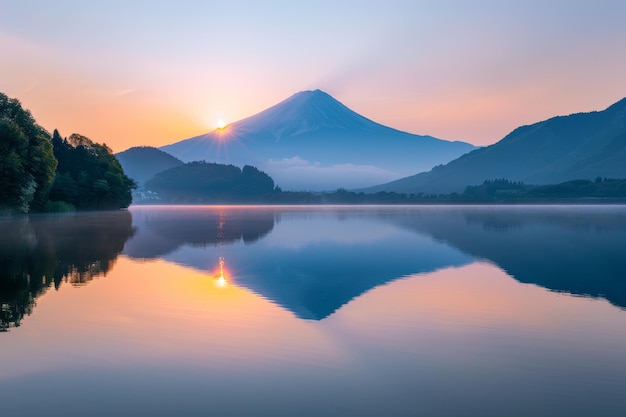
1 205 626 416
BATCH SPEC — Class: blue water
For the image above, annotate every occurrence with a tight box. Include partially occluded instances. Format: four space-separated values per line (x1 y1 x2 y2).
1 205 626 416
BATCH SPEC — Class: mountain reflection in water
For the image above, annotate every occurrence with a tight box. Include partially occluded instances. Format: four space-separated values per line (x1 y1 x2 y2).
2 205 626 417
385 206 626 309
2 205 626 332
123 206 473 319
123 205 626 318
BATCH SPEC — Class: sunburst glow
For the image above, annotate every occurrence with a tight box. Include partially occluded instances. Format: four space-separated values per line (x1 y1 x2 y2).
214 257 228 287
216 275 227 288
216 119 227 129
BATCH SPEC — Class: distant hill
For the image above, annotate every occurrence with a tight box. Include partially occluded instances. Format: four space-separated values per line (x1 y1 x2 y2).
144 161 275 203
160 90 475 191
366 97 626 194
116 146 183 188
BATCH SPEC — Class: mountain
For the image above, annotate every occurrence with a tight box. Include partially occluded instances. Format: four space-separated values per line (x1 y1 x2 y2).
160 90 476 190
116 146 183 188
366 97 626 194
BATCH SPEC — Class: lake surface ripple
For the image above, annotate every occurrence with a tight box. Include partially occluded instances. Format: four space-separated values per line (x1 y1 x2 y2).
1 205 626 416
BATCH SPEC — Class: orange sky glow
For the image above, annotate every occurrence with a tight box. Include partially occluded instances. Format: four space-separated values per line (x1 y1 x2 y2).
2 1 626 152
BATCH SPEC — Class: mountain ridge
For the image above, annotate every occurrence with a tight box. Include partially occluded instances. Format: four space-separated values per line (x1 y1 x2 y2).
160 90 476 190
116 146 183 188
365 97 626 194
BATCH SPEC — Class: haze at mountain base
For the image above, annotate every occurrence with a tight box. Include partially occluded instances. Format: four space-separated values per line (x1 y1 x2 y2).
160 90 475 191
367 98 626 194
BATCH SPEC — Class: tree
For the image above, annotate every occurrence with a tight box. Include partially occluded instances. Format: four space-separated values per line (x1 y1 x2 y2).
145 161 276 202
0 120 30 211
239 165 275 195
48 132 136 209
0 93 57 212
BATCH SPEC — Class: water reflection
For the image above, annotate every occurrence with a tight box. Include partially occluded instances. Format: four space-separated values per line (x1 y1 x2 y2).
383 206 626 309
123 206 275 258
0 211 134 331
2 206 626 417
2 206 626 330
213 257 228 288
123 206 626 318
123 207 473 319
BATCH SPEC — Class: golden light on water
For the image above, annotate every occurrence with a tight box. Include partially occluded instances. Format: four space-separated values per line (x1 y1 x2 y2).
214 257 228 288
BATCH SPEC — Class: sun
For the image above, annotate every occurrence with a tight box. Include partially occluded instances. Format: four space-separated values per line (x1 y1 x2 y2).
216 119 227 129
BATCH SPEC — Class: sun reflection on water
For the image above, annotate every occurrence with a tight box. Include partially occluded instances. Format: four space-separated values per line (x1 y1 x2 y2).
216 275 227 288
214 257 228 288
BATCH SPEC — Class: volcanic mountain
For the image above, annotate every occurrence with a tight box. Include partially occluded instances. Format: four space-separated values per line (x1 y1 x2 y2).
160 90 475 190
366 97 626 194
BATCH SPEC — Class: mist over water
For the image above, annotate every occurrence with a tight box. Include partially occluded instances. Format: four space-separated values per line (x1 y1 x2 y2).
1 205 626 416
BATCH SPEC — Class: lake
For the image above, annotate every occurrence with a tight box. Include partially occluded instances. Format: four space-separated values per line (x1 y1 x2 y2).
2 205 626 416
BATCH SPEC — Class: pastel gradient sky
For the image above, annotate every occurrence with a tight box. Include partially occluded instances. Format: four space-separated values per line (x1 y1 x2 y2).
2 0 626 151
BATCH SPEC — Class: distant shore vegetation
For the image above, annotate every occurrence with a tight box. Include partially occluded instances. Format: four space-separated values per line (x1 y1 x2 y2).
1 92 135 213
136 172 626 205
144 161 275 203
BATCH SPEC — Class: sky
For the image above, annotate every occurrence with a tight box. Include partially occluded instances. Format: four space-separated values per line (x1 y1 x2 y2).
2 0 626 152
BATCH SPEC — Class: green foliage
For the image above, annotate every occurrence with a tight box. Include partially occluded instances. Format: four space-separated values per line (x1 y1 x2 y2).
145 161 275 203
240 165 275 195
1 92 135 212
464 179 527 199
44 200 76 212
526 178 626 199
0 120 29 211
461 178 626 201
49 132 136 209
138 168 626 205
0 93 57 212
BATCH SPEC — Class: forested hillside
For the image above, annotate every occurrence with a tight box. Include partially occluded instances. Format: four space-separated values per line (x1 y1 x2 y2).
0 92 135 213
145 162 275 203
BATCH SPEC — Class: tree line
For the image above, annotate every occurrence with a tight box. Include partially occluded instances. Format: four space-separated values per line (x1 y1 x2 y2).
142 161 276 203
140 173 626 205
0 92 135 213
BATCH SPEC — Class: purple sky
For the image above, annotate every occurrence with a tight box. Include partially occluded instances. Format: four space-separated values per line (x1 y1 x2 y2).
2 0 626 151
